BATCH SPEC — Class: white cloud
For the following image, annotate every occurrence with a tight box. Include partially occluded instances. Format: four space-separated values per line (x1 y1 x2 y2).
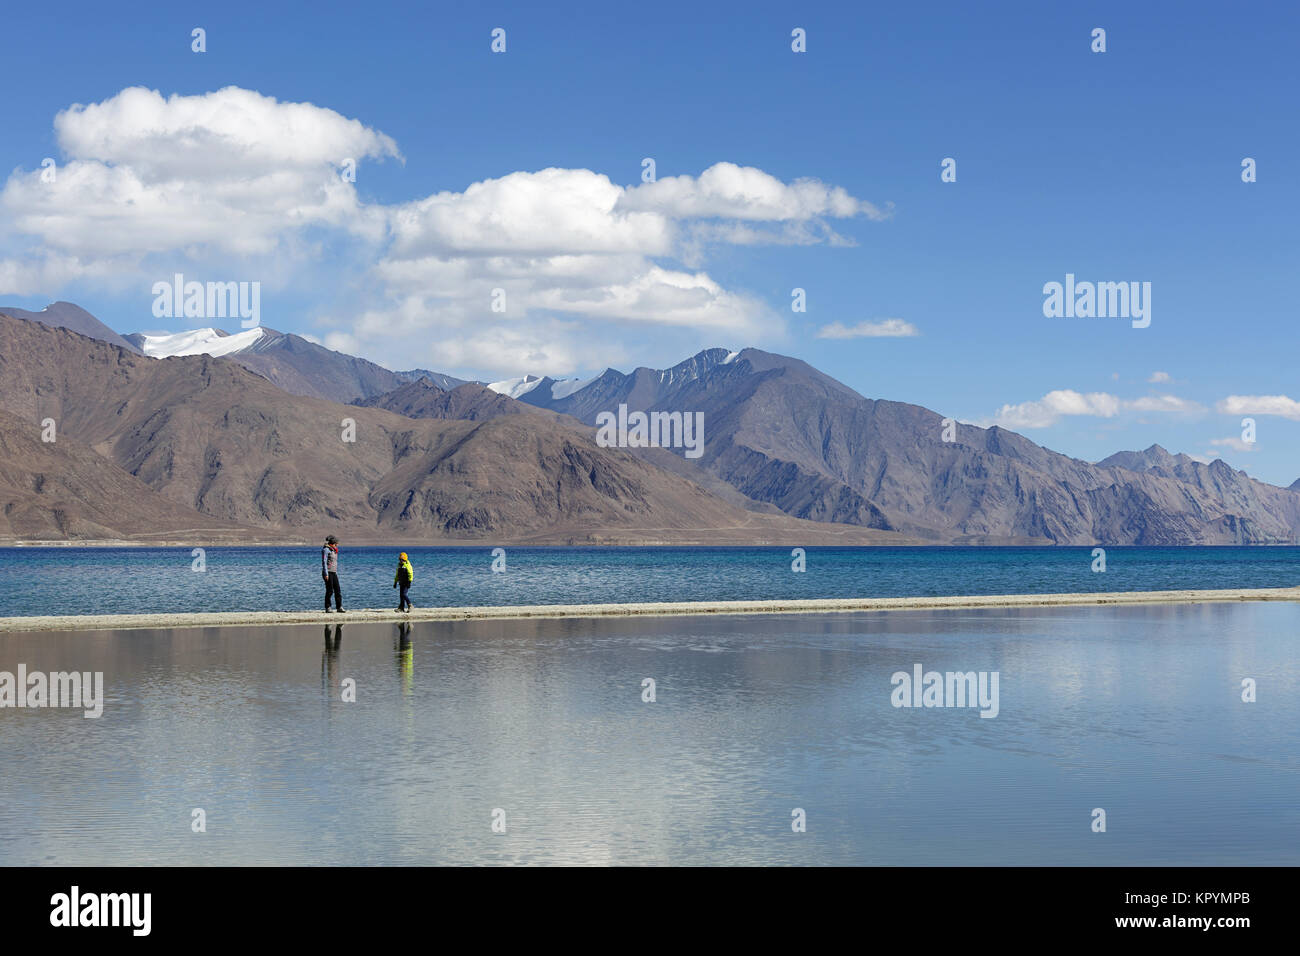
54 85 400 175
530 266 774 330
386 168 672 259
1127 395 1205 415
816 319 919 339
685 220 857 247
361 164 857 366
986 390 1124 429
0 88 884 379
430 322 608 379
984 391 1205 429
0 253 125 295
1148 371 1172 383
1216 395 1300 421
1210 436 1257 453
619 162 888 222
1 86 399 270
321 330 360 355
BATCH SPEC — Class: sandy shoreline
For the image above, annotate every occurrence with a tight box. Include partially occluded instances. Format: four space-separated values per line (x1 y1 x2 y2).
2 586 1298 633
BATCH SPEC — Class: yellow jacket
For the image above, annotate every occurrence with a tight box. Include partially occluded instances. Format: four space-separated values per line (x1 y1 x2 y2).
394 558 414 585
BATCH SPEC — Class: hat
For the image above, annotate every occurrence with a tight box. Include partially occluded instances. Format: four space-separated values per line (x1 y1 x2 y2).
326 535 338 544
399 552 408 560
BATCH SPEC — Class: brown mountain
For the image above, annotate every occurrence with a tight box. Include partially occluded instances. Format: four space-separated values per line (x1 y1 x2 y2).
358 377 797 517
0 313 915 545
0 301 140 354
0 407 254 541
354 379 551 422
512 347 1300 545
9 306 1295 546
122 326 470 402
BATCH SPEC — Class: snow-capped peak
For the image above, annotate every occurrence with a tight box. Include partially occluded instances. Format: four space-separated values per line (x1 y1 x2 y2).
486 374 544 399
136 327 264 359
550 376 595 400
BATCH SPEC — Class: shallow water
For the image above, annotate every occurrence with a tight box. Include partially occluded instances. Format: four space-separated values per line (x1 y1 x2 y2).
2 545 1299 617
1 602 1296 865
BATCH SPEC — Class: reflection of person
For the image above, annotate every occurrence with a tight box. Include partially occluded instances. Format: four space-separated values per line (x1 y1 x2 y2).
322 535 344 613
322 624 343 689
393 552 414 612
395 621 413 694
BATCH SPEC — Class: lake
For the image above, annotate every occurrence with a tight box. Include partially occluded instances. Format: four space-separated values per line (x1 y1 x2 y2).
1 602 1296 865
1 545 1299 617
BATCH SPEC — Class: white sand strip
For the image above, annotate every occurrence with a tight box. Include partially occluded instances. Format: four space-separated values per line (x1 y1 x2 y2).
1 586 1298 633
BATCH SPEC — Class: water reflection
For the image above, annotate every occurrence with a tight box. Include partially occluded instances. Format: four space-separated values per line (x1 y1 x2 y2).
395 622 413 695
321 624 343 692
1 603 1297 865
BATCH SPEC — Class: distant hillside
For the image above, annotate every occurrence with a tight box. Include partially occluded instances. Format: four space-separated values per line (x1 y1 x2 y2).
5 304 1298 546
506 347 1300 545
1 301 481 402
0 314 916 545
0 407 254 541
359 378 792 516
123 325 470 402
356 379 572 423
0 301 140 354
396 368 476 391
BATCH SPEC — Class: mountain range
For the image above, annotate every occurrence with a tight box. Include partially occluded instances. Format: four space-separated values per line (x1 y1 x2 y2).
117 326 470 402
1 303 1297 545
492 348 1300 545
0 310 910 545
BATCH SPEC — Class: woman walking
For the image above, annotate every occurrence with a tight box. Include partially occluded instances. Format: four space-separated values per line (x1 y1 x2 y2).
322 535 344 613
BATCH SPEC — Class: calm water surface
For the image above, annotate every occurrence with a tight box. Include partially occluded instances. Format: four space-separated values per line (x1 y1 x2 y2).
1 602 1296 865
1 545 1299 616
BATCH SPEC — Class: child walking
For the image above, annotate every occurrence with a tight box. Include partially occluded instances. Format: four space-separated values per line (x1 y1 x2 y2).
393 552 414 612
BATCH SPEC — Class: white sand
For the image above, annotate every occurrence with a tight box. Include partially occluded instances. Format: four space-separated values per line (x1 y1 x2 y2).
1 586 1297 633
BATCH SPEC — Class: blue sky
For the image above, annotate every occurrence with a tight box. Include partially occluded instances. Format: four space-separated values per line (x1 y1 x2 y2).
1 0 1297 484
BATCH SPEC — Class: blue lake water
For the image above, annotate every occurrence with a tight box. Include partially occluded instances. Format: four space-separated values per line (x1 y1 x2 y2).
1 545 1299 617
0 603 1296 865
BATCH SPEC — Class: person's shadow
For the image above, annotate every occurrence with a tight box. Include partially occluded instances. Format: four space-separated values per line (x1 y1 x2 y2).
322 623 343 690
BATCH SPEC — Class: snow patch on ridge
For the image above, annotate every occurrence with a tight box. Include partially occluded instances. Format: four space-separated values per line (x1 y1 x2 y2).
137 327 265 358
487 375 544 399
550 376 595 400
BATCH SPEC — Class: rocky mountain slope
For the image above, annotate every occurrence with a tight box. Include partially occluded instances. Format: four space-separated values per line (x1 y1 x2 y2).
0 313 914 545
508 348 1300 544
4 304 1298 546
0 301 140 354
123 326 469 402
0 407 255 541
354 379 553 422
